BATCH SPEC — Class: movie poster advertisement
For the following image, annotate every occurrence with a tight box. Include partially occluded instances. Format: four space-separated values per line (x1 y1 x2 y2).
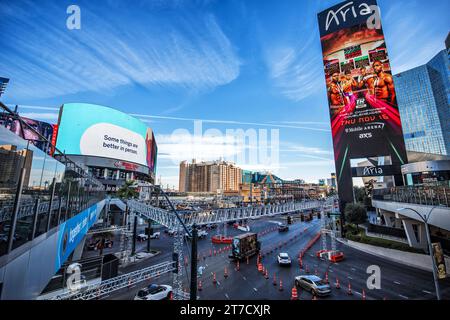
0 113 57 155
318 0 407 206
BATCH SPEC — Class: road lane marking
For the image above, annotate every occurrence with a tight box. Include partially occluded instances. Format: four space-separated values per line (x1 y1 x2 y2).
394 281 401 285
398 294 409 300
253 287 258 292
329 269 334 273
243 276 247 280
347 276 353 280
422 290 432 294
351 267 356 271
225 293 230 300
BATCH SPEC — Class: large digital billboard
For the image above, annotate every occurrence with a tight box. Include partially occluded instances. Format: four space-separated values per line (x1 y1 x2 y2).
56 103 157 172
0 113 57 155
318 0 407 209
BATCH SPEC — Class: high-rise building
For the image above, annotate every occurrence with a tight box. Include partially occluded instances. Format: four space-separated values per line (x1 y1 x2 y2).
178 160 242 193
394 44 450 155
0 144 32 189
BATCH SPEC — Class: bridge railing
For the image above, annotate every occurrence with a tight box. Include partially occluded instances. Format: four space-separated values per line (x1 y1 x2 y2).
127 198 326 229
373 185 450 208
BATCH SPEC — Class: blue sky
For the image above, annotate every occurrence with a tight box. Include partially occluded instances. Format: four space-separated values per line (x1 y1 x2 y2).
1 0 449 188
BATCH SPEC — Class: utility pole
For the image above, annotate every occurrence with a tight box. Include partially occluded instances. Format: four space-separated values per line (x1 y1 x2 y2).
190 224 198 300
131 215 137 256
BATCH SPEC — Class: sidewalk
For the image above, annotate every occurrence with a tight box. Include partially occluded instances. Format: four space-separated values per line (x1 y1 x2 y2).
337 238 450 274
359 224 408 244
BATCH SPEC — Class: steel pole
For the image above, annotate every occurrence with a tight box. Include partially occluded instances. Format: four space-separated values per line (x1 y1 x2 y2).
190 224 198 301
424 220 441 300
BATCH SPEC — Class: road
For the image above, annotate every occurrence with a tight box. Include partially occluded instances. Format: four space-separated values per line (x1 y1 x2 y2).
82 216 450 300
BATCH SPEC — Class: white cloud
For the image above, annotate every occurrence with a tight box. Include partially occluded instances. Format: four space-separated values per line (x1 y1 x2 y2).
0 2 240 99
265 35 324 102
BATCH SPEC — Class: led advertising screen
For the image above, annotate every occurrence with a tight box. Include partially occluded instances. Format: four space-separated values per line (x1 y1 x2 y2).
0 113 57 155
318 0 407 207
56 103 156 171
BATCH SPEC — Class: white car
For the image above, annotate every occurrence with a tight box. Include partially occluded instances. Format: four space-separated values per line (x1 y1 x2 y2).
137 234 148 241
277 252 292 266
198 230 208 239
134 284 172 300
150 232 160 239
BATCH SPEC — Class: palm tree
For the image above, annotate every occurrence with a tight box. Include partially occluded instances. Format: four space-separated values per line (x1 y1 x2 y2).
117 180 139 199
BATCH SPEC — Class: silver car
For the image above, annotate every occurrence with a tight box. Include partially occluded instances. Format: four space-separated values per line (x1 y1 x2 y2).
294 275 332 296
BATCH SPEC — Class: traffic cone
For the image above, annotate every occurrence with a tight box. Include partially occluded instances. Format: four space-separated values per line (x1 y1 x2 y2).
362 289 366 300
291 287 298 300
315 268 318 276
213 272 217 284
279 278 283 291
236 261 240 271
306 265 310 273
299 258 303 269
347 282 352 295
262 265 265 274
169 291 173 300
198 280 203 291
273 273 277 286
209 249 212 257
264 269 269 279
214 250 217 256
324 272 329 283
335 277 340 289
224 267 228 278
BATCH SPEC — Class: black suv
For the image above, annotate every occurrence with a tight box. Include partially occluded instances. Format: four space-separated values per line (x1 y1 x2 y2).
278 225 289 232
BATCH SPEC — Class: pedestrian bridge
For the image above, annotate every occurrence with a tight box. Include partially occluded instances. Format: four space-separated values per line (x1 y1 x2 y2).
124 199 327 229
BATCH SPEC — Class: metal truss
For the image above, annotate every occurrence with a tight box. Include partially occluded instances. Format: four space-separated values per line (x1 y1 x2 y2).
48 261 177 300
127 199 324 229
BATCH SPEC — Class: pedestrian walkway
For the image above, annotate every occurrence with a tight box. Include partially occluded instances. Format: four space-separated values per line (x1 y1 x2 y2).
359 224 408 244
337 238 450 274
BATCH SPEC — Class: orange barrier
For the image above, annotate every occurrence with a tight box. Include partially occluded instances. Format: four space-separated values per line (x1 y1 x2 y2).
211 235 233 244
291 287 298 300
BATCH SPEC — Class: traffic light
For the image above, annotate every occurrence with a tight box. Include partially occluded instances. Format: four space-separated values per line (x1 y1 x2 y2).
145 227 154 236
172 253 179 273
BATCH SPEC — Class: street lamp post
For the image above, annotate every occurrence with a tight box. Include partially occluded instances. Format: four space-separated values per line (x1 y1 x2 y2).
397 207 441 300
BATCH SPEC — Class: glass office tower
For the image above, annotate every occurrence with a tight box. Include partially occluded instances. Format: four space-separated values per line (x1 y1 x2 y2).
394 49 450 156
